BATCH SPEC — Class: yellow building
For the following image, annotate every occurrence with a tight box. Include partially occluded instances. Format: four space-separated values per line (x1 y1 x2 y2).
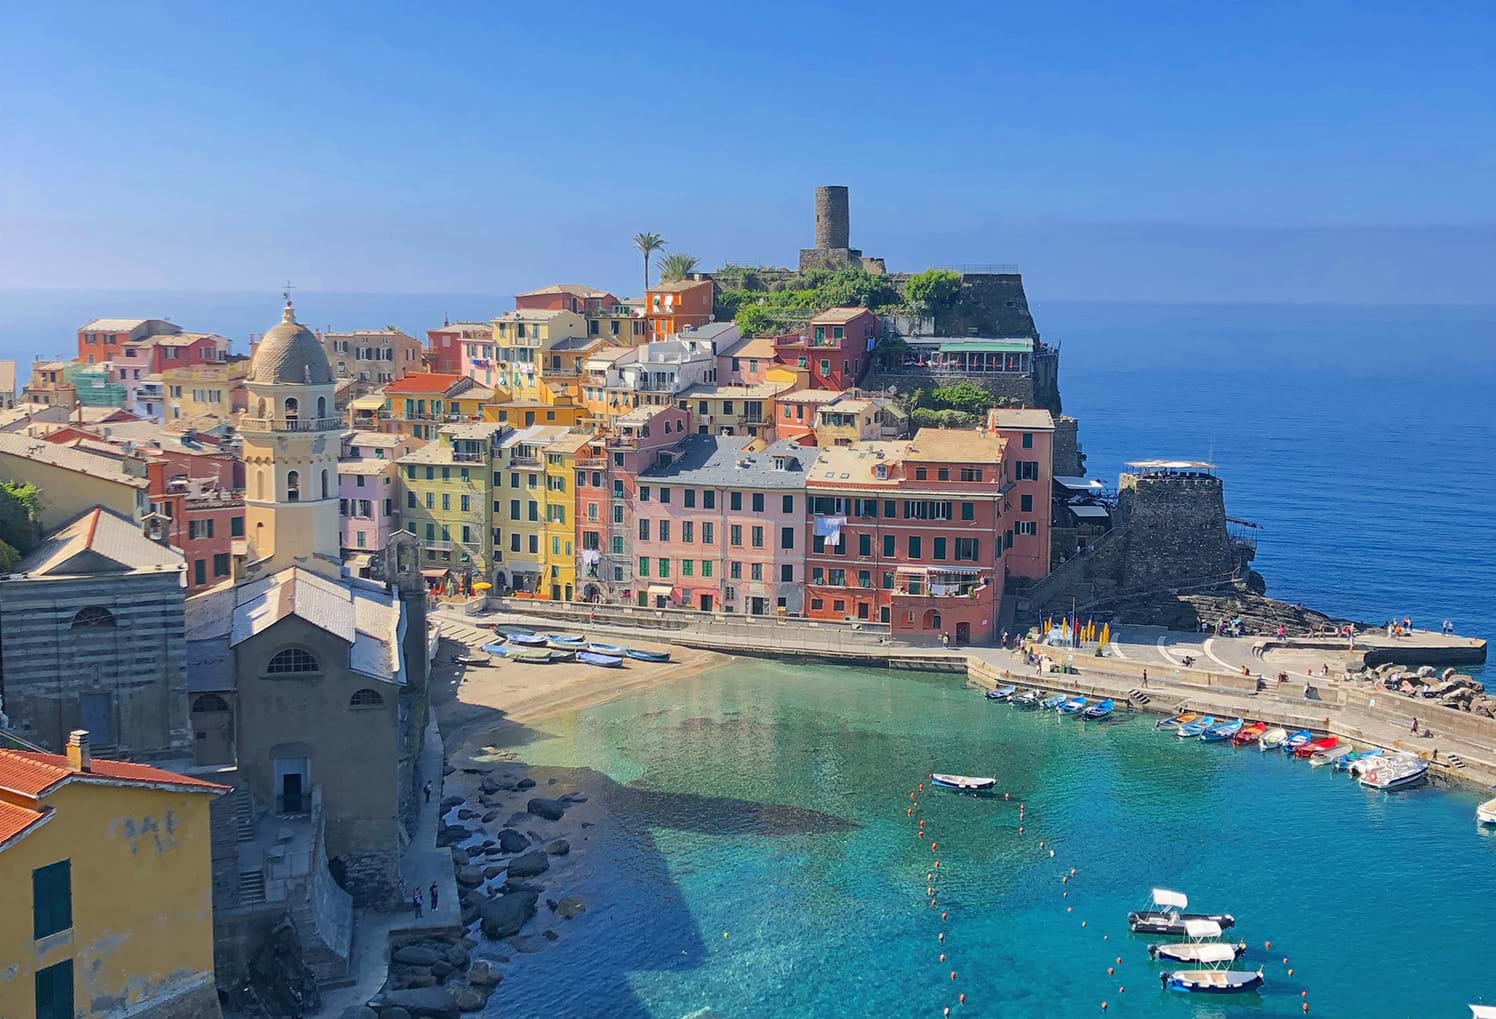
380 373 494 441
541 431 589 601
490 310 588 401
161 359 249 424
481 391 589 429
0 736 226 1019
675 380 792 438
493 425 570 596
0 432 150 528
398 422 506 584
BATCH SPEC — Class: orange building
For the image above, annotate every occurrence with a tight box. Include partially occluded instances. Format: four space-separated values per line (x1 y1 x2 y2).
644 279 714 340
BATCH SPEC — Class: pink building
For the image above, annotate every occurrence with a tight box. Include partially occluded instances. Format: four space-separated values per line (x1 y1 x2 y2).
717 336 779 385
339 430 419 572
986 408 1055 579
426 322 490 375
633 435 817 613
774 306 877 390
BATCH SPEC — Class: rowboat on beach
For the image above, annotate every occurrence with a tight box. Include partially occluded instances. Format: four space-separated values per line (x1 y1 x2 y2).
930 773 997 792
1231 721 1267 746
510 649 556 664
480 642 511 658
1294 736 1339 759
577 651 625 668
587 642 628 655
1126 888 1236 935
1058 695 1088 715
986 685 1018 701
506 632 550 647
452 653 492 666
1177 716 1215 738
1201 719 1243 743
1083 698 1115 719
1258 727 1288 750
494 624 534 637
625 648 672 663
545 633 588 650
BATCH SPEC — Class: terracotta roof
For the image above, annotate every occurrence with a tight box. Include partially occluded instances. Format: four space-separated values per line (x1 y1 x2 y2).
811 306 873 324
383 372 466 394
0 748 228 800
0 432 150 490
648 278 712 295
514 284 609 298
0 800 49 850
906 427 1005 463
721 336 777 360
986 408 1055 430
15 506 184 576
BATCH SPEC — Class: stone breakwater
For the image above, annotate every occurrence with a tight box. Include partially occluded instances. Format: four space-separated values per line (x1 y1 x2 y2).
354 762 594 1018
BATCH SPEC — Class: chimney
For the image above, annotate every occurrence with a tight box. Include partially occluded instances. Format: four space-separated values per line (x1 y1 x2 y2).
66 730 91 772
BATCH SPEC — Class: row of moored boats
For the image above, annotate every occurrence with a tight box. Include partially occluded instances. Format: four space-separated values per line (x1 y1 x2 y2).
453 624 673 668
1128 888 1262 995
986 685 1117 719
1155 711 1431 790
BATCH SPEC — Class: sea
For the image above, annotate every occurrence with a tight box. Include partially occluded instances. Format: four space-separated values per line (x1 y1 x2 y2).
4 293 1493 1015
3 291 1490 682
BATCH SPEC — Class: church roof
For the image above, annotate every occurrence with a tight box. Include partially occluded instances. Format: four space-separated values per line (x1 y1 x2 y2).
14 507 185 578
247 302 333 386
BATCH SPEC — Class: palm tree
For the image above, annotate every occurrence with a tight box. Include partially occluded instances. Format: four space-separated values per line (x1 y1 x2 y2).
657 253 699 283
633 232 665 291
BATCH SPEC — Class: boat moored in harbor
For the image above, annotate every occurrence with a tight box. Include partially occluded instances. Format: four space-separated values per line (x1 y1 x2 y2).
1160 946 1264 995
1147 919 1246 963
1177 716 1216 738
1157 712 1198 730
1295 735 1339 759
1477 798 1496 827
1058 695 1088 715
1012 689 1043 708
1231 721 1267 745
986 685 1017 701
930 773 997 792
1258 727 1288 750
1201 718 1243 743
1041 693 1067 710
1310 744 1353 767
1083 698 1115 719
1336 748 1381 772
1127 889 1236 935
1281 730 1314 754
1360 754 1430 791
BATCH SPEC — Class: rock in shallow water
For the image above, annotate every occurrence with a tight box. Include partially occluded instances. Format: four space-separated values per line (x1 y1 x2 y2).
507 850 550 878
557 895 587 919
479 890 539 939
496 828 529 853
378 987 459 1019
526 797 566 821
545 839 570 856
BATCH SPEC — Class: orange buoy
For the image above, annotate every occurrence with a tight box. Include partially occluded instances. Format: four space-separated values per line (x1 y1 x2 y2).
918 783 924 791
1019 826 1025 834
1302 1005 1309 1014
941 912 948 921
1265 940 1272 950
950 971 957 981
1107 967 1114 976
935 861 941 868
1118 986 1125 993
939 953 946 962
1063 876 1069 884
1301 991 1308 999
959 993 966 1004
1283 957 1289 965
1070 867 1076 876
1115 956 1122 964
931 842 938 851
1081 921 1088 927
1100 1003 1107 1011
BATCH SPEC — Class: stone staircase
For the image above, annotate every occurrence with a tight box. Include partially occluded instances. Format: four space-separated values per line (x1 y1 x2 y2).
290 899 354 989
1127 688 1152 706
232 784 256 842
1445 752 1467 770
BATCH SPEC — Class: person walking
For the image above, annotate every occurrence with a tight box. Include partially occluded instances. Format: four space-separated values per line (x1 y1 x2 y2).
412 889 423 918
429 881 439 911
1411 717 1419 735
1141 668 1148 689
422 780 432 804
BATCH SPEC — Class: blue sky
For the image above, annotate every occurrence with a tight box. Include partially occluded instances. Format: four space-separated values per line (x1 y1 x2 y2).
2 1 1492 303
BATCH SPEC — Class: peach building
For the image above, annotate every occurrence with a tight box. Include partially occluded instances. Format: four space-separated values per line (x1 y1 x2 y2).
985 408 1055 579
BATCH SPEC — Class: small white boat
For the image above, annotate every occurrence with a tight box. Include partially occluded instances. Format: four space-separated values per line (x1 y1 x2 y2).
1470 1005 1496 1019
1477 798 1496 827
930 773 997 792
1258 727 1288 751
1310 744 1353 767
1148 919 1246 963
1360 754 1430 791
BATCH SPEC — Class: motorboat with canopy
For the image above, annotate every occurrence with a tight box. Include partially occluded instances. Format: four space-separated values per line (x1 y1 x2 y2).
1127 888 1236 936
1147 919 1246 963
1160 943 1264 994
1360 754 1430 791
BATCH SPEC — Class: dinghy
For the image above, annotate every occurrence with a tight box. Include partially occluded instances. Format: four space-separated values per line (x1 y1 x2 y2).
1177 716 1215 738
545 649 577 663
1012 689 1043 708
1083 698 1115 719
1335 748 1381 772
545 633 588 650
1477 798 1496 827
1161 945 1265 995
577 651 624 668
930 773 997 792
625 648 672 663
1231 721 1267 746
452 652 492 667
1310 744 1353 767
587 642 628 655
1156 712 1198 730
1201 719 1243 742
507 632 550 647
1148 919 1246 963
1057 695 1087 715
1040 693 1067 710
1258 727 1288 750
510 649 555 664
1280 729 1314 754
985 685 1018 701
480 642 511 658
1360 754 1430 791
1126 889 1236 935
494 624 534 637
1294 735 1338 759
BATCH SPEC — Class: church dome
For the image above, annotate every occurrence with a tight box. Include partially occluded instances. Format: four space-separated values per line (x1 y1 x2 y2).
249 301 333 385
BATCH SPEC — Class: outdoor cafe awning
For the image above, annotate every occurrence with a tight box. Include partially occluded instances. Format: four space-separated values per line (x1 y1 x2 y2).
646 584 674 599
420 567 449 579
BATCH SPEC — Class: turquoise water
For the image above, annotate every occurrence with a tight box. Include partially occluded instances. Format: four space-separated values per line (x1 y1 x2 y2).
486 660 1496 1018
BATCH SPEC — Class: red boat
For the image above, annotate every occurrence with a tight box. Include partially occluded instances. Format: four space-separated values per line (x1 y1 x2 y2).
1294 735 1338 758
1231 721 1267 746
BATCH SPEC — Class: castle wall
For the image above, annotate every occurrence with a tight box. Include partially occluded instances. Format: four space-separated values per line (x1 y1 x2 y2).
1115 473 1233 589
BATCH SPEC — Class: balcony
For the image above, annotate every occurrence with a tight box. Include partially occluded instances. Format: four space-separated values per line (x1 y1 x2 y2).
240 416 345 433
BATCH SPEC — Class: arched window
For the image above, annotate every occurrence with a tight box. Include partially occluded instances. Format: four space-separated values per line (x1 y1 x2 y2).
286 470 300 502
321 470 330 499
317 396 327 419
349 688 383 707
284 396 299 422
266 647 319 674
71 606 116 629
193 693 230 713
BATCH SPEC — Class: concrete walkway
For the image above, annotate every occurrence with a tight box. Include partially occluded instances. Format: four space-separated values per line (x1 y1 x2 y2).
318 711 461 1015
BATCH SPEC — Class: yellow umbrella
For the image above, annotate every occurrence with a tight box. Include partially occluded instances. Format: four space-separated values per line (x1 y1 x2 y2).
473 582 492 591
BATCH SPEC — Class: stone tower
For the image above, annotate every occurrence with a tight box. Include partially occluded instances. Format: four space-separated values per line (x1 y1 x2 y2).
240 300 343 577
814 185 850 249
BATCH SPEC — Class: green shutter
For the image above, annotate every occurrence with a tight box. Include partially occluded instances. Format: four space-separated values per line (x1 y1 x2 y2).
32 860 71 940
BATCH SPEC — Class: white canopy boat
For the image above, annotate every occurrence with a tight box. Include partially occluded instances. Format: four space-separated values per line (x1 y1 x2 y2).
1127 888 1235 935
1148 919 1247 963
1477 797 1496 827
1469 1006 1496 1019
1161 942 1264 995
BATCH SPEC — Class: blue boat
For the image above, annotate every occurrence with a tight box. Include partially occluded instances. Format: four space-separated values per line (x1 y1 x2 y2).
625 648 672 663
577 651 624 668
1178 716 1216 737
545 634 588 650
1281 729 1314 753
1040 693 1067 709
986 685 1018 701
1058 695 1088 714
1082 698 1114 719
494 624 533 637
1201 718 1243 742
587 642 628 655
507 633 550 647
479 642 511 657
1335 748 1381 772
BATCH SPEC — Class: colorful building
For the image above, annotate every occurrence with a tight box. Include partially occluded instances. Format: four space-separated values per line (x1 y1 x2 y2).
775 388 846 445
161 359 249 425
397 422 506 585
813 394 908 447
134 331 231 375
676 381 791 437
481 395 588 429
22 361 77 408
488 309 588 400
803 428 1009 642
634 435 817 613
494 425 571 596
322 328 424 389
644 278 714 340
75 317 181 364
541 431 588 601
0 739 227 1019
0 431 151 527
717 335 778 385
425 321 490 375
985 408 1056 579
380 372 493 440
774 306 876 390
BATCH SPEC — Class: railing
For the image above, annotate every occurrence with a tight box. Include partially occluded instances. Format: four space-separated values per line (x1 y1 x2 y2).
929 263 1021 275
240 416 345 433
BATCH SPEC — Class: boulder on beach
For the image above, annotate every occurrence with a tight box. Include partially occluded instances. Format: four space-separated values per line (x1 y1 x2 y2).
527 797 566 820
507 850 550 878
482 810 500 823
440 796 464 811
393 944 443 967
496 829 529 853
546 839 570 856
454 987 488 1013
505 812 530 827
467 958 502 987
378 987 459 1019
455 866 484 888
483 864 503 879
479 890 539 939
516 777 536 789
